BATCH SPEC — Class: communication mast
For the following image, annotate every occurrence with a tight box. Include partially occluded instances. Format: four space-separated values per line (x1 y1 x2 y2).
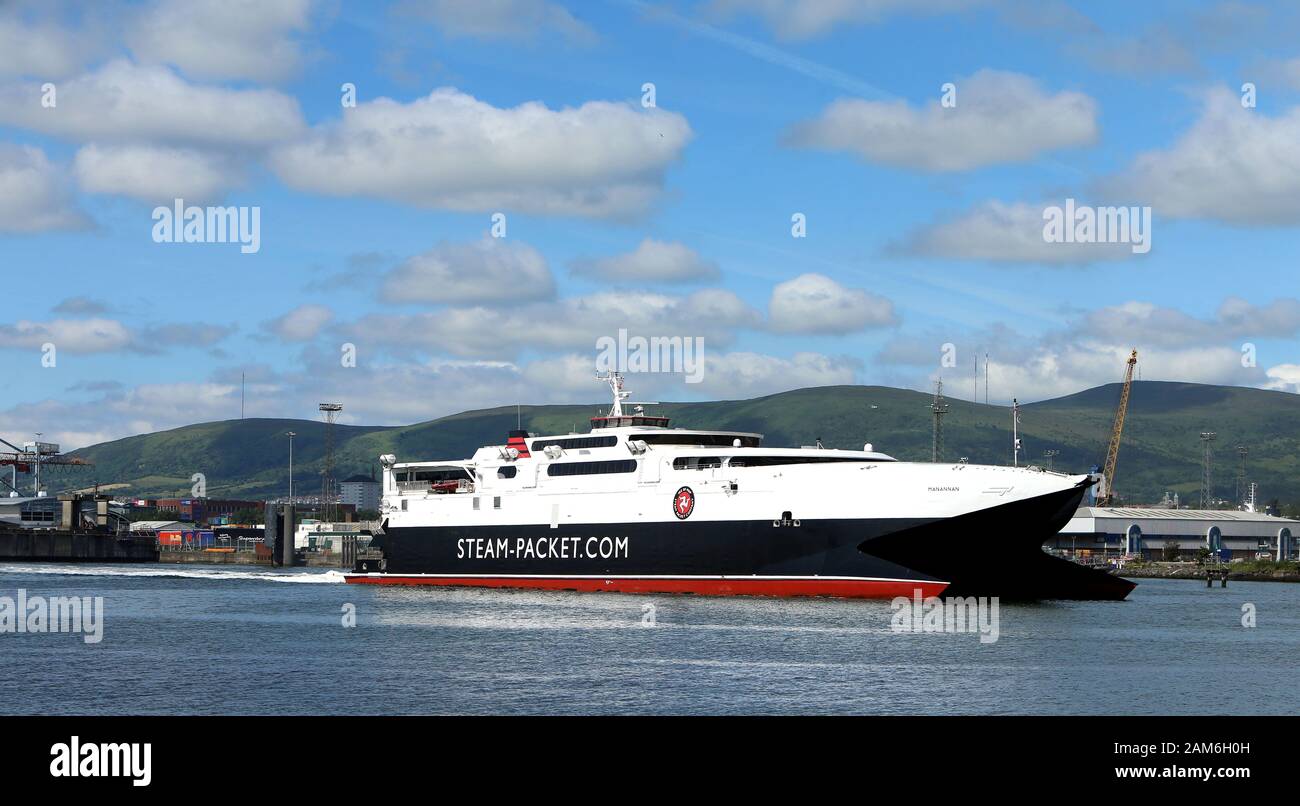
319 403 342 522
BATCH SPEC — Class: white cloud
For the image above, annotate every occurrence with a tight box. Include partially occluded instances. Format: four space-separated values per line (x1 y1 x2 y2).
696 351 859 396
896 297 1300 402
963 342 1264 403
896 200 1143 264
0 4 107 78
128 0 318 83
707 0 985 40
1105 88 1300 225
520 349 860 399
786 70 1097 171
73 143 242 203
269 88 692 218
382 237 555 305
0 143 90 233
1072 299 1300 348
0 60 304 201
571 238 721 282
768 273 896 333
264 304 334 341
350 288 761 358
403 0 594 41
1 374 313 450
0 314 235 355
0 60 306 148
1264 364 1300 393
0 318 135 353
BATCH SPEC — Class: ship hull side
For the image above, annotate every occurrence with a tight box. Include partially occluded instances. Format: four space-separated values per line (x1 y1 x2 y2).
345 482 1137 600
347 514 947 599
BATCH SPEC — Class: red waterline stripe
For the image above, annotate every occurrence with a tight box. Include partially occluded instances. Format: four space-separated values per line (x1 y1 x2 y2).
344 574 948 600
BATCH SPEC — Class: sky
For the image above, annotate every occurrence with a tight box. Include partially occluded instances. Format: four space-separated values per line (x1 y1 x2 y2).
2 0 1300 450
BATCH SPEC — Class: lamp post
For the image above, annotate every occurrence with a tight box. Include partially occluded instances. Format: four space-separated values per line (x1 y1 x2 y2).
286 432 296 501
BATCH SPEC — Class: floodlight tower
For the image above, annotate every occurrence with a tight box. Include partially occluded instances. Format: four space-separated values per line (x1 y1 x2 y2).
930 379 949 463
1235 445 1248 509
319 403 342 522
1043 449 1060 472
1199 432 1217 509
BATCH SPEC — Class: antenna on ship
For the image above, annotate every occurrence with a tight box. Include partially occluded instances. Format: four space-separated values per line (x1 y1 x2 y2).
597 370 629 417
1012 398 1021 467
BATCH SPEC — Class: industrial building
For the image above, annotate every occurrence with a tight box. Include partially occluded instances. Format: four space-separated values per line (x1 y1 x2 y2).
340 474 381 513
146 498 264 523
1050 507 1298 561
0 492 127 530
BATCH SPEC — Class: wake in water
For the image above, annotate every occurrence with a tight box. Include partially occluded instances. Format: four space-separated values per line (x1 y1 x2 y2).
0 564 346 584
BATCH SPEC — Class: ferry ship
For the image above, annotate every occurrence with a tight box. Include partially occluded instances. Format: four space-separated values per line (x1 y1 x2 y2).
345 374 1135 600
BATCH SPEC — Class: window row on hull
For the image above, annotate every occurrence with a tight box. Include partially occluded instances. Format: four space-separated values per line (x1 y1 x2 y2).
673 455 884 470
546 460 638 477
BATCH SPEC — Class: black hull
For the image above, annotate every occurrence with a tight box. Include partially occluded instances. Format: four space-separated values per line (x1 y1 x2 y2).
862 480 1136 601
360 481 1133 601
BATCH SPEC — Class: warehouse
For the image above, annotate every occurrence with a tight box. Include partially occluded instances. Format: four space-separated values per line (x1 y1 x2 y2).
1050 507 1298 561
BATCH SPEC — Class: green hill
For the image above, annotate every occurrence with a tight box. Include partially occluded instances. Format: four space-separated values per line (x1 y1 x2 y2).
44 381 1300 507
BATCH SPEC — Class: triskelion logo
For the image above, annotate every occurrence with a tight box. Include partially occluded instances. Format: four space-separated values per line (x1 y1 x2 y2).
673 486 695 520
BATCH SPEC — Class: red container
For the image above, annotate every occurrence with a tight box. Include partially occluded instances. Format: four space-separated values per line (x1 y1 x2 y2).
158 531 182 547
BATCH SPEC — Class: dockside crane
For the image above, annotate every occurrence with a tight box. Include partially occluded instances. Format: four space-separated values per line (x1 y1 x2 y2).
0 436 92 495
1098 349 1138 506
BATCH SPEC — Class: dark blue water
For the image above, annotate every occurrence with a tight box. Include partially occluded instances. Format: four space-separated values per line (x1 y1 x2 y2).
1 564 1296 715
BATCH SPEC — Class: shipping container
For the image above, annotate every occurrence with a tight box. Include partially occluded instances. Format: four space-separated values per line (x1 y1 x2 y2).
157 529 215 548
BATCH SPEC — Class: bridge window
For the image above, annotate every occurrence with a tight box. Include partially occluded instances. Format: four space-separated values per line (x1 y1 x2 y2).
398 467 473 483
531 436 618 451
637 433 761 448
497 466 517 479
